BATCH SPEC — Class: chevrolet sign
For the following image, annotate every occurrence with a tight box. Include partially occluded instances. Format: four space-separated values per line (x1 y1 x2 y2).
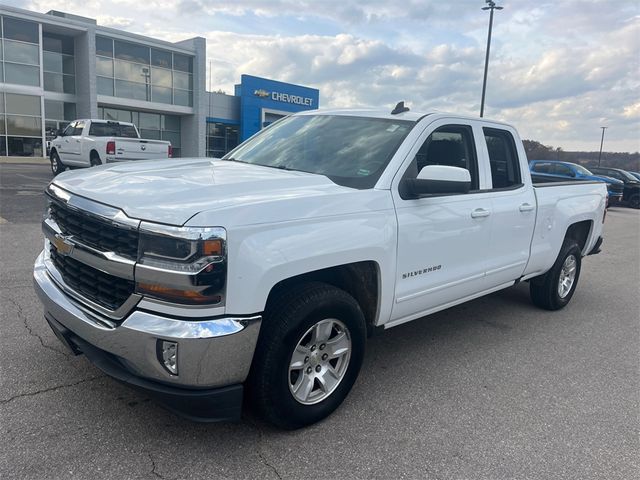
253 89 314 106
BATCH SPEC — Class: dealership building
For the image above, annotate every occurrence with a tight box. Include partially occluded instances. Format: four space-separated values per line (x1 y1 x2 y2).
0 5 319 158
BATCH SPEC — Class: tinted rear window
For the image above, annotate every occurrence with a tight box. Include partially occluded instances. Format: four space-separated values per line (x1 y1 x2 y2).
89 122 138 138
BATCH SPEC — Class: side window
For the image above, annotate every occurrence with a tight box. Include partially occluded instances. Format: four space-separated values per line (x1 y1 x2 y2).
72 121 85 135
532 162 550 173
484 128 522 189
61 123 75 136
413 125 479 191
551 164 573 177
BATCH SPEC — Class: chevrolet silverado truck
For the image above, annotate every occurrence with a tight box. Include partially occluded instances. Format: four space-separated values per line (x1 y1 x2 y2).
34 106 606 429
49 119 172 175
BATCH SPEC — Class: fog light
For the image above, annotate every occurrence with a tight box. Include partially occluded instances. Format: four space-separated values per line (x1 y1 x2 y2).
157 340 178 375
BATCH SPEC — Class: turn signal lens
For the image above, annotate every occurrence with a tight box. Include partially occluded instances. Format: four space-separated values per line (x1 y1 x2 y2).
202 239 223 256
137 282 222 305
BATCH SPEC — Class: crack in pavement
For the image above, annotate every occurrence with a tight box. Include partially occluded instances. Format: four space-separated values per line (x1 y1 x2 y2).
248 419 284 480
0 376 103 404
148 452 175 480
6 296 72 358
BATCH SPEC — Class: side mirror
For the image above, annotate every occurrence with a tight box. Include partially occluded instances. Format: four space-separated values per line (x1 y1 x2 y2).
402 165 471 198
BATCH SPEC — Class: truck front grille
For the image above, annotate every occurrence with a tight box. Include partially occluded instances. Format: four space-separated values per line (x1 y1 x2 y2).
50 201 139 259
50 246 135 311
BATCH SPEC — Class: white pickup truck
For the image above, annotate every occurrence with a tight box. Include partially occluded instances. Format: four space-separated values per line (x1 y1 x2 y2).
34 106 606 429
49 119 172 175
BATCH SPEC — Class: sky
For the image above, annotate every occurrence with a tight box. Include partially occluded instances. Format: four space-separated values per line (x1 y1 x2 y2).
12 0 640 152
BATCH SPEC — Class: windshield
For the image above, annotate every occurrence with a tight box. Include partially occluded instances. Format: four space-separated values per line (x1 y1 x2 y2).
224 115 415 189
572 164 593 176
619 170 639 181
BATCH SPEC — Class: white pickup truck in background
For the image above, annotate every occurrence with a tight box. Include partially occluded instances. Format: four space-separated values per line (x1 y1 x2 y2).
49 119 172 175
34 106 607 429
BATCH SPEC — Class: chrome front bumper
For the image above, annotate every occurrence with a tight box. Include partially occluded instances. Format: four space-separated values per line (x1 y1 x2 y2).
33 250 261 389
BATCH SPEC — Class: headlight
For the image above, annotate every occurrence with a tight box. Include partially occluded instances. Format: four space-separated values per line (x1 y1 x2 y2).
135 224 226 305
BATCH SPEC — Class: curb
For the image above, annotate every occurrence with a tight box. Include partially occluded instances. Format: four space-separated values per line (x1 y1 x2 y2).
0 156 49 165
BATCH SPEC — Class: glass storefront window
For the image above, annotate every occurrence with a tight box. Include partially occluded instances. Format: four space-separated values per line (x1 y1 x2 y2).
162 130 180 148
6 93 41 116
7 137 43 156
206 122 239 158
114 40 149 64
6 115 42 136
96 56 113 76
173 54 192 73
43 34 74 55
3 17 39 44
152 86 172 104
173 71 192 90
96 36 113 57
162 115 180 131
97 76 114 96
44 72 76 94
139 112 161 130
115 79 149 101
43 52 74 74
44 100 76 122
173 89 192 107
4 39 39 65
4 63 39 86
151 49 172 69
152 67 172 87
114 59 150 83
0 115 5 135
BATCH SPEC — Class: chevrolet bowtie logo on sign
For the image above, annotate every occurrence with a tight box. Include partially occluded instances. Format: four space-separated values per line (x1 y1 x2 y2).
254 89 270 98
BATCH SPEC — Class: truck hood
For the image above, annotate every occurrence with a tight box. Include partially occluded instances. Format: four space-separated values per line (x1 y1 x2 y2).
52 158 373 225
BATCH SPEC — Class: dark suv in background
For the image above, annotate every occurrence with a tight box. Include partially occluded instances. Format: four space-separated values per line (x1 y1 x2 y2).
589 167 640 209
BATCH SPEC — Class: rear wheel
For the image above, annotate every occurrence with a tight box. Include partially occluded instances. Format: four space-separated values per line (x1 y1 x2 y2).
248 282 366 429
90 152 102 167
50 151 64 176
530 240 582 310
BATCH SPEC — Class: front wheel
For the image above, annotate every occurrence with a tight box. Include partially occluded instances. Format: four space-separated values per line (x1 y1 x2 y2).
248 282 366 429
50 151 65 176
530 240 582 310
628 193 640 209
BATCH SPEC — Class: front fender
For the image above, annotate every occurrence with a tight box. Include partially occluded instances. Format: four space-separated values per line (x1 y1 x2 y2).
223 210 397 325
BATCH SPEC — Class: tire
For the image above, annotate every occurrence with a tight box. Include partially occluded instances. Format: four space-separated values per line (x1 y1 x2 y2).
50 151 65 176
248 282 366 429
90 152 102 167
628 194 640 209
530 240 582 311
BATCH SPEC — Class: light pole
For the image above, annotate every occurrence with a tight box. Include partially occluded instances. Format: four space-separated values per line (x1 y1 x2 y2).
598 126 607 167
480 0 503 118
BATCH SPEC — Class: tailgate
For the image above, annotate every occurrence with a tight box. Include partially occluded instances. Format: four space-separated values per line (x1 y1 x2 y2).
114 138 170 160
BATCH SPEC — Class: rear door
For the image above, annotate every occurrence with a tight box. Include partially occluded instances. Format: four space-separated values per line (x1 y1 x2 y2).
482 127 536 285
390 119 493 325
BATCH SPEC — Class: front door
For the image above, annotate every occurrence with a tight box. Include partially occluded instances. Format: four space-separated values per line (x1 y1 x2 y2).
390 121 493 326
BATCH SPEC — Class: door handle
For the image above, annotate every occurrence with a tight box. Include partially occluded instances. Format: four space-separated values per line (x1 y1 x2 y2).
519 203 535 212
471 208 491 218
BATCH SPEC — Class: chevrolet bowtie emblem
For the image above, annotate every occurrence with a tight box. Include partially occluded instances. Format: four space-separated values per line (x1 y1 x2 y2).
254 89 270 98
52 234 74 256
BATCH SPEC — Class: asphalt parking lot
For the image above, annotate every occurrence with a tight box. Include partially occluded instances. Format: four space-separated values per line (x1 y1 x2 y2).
0 162 638 480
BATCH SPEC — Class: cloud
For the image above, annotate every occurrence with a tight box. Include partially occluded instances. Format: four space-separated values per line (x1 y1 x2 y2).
11 0 640 151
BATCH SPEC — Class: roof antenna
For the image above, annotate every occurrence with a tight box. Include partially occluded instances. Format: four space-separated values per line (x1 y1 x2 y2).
391 101 410 115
